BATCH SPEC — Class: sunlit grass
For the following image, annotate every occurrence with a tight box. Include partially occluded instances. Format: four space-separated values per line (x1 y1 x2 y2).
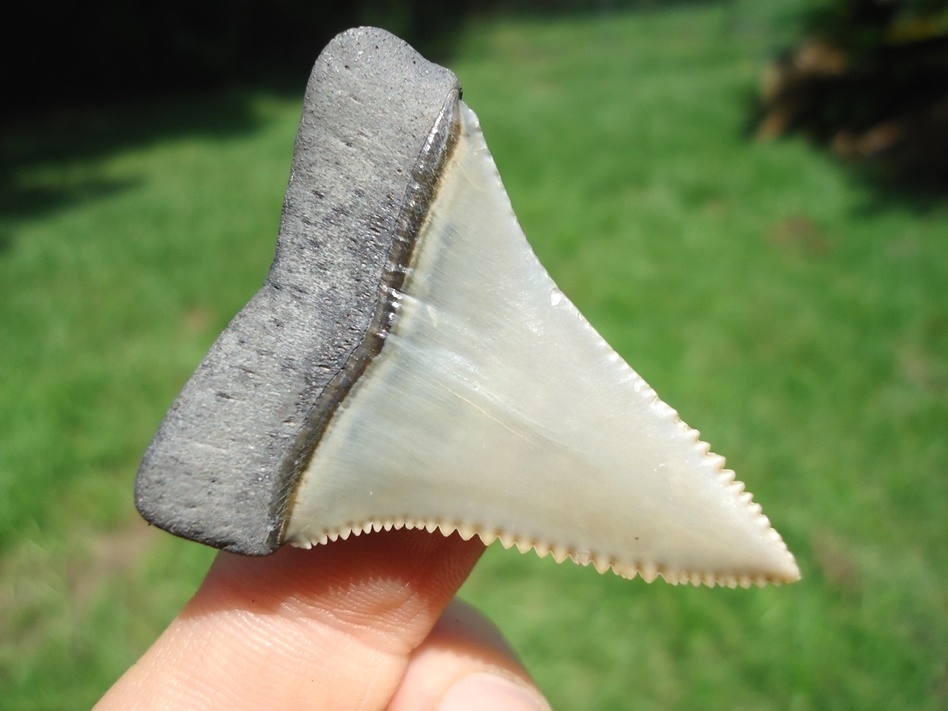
2 2 946 708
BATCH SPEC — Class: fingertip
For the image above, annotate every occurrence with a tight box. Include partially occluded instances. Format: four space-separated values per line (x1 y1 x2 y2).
389 599 551 711
439 673 550 711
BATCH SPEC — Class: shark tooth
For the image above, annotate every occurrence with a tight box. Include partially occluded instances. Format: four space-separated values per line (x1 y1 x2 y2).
135 27 799 587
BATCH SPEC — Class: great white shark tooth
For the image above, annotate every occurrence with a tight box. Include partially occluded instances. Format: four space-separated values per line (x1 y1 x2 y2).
136 27 799 588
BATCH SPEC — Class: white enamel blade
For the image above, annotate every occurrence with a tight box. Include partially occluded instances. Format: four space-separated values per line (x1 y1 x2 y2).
285 103 800 587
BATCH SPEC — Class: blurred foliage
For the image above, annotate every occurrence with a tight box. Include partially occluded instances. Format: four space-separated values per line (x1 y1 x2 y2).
804 0 948 55
756 0 948 189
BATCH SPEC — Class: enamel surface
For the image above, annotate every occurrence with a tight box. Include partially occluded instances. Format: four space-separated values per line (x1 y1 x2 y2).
284 104 800 587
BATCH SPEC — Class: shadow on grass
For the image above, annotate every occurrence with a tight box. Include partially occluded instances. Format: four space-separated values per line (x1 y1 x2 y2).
0 1 735 244
741 95 948 218
846 171 948 218
0 82 303 236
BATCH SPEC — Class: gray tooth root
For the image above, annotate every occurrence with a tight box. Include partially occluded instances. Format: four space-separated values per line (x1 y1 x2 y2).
135 27 460 556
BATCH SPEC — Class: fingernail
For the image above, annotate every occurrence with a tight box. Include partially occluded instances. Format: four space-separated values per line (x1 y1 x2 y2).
439 672 549 711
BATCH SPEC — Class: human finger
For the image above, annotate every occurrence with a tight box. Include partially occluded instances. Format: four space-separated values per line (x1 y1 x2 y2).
388 598 551 711
95 528 484 710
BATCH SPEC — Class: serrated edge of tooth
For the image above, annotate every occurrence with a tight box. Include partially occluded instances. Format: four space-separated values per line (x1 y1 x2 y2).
286 517 797 587
284 432 800 587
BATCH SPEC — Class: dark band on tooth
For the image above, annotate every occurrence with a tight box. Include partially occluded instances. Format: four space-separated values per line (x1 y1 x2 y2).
278 95 461 543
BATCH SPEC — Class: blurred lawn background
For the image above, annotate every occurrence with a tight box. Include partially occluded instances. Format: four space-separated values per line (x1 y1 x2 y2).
2 1 946 709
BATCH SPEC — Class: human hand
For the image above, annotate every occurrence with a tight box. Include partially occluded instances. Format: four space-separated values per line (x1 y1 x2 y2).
96 529 551 710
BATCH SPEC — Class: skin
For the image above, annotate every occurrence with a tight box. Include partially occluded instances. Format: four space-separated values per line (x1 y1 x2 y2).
96 529 551 710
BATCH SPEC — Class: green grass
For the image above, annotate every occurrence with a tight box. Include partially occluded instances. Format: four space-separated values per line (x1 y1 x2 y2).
2 2 946 708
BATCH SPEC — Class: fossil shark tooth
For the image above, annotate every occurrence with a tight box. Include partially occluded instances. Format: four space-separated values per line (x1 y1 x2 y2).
135 27 799 587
